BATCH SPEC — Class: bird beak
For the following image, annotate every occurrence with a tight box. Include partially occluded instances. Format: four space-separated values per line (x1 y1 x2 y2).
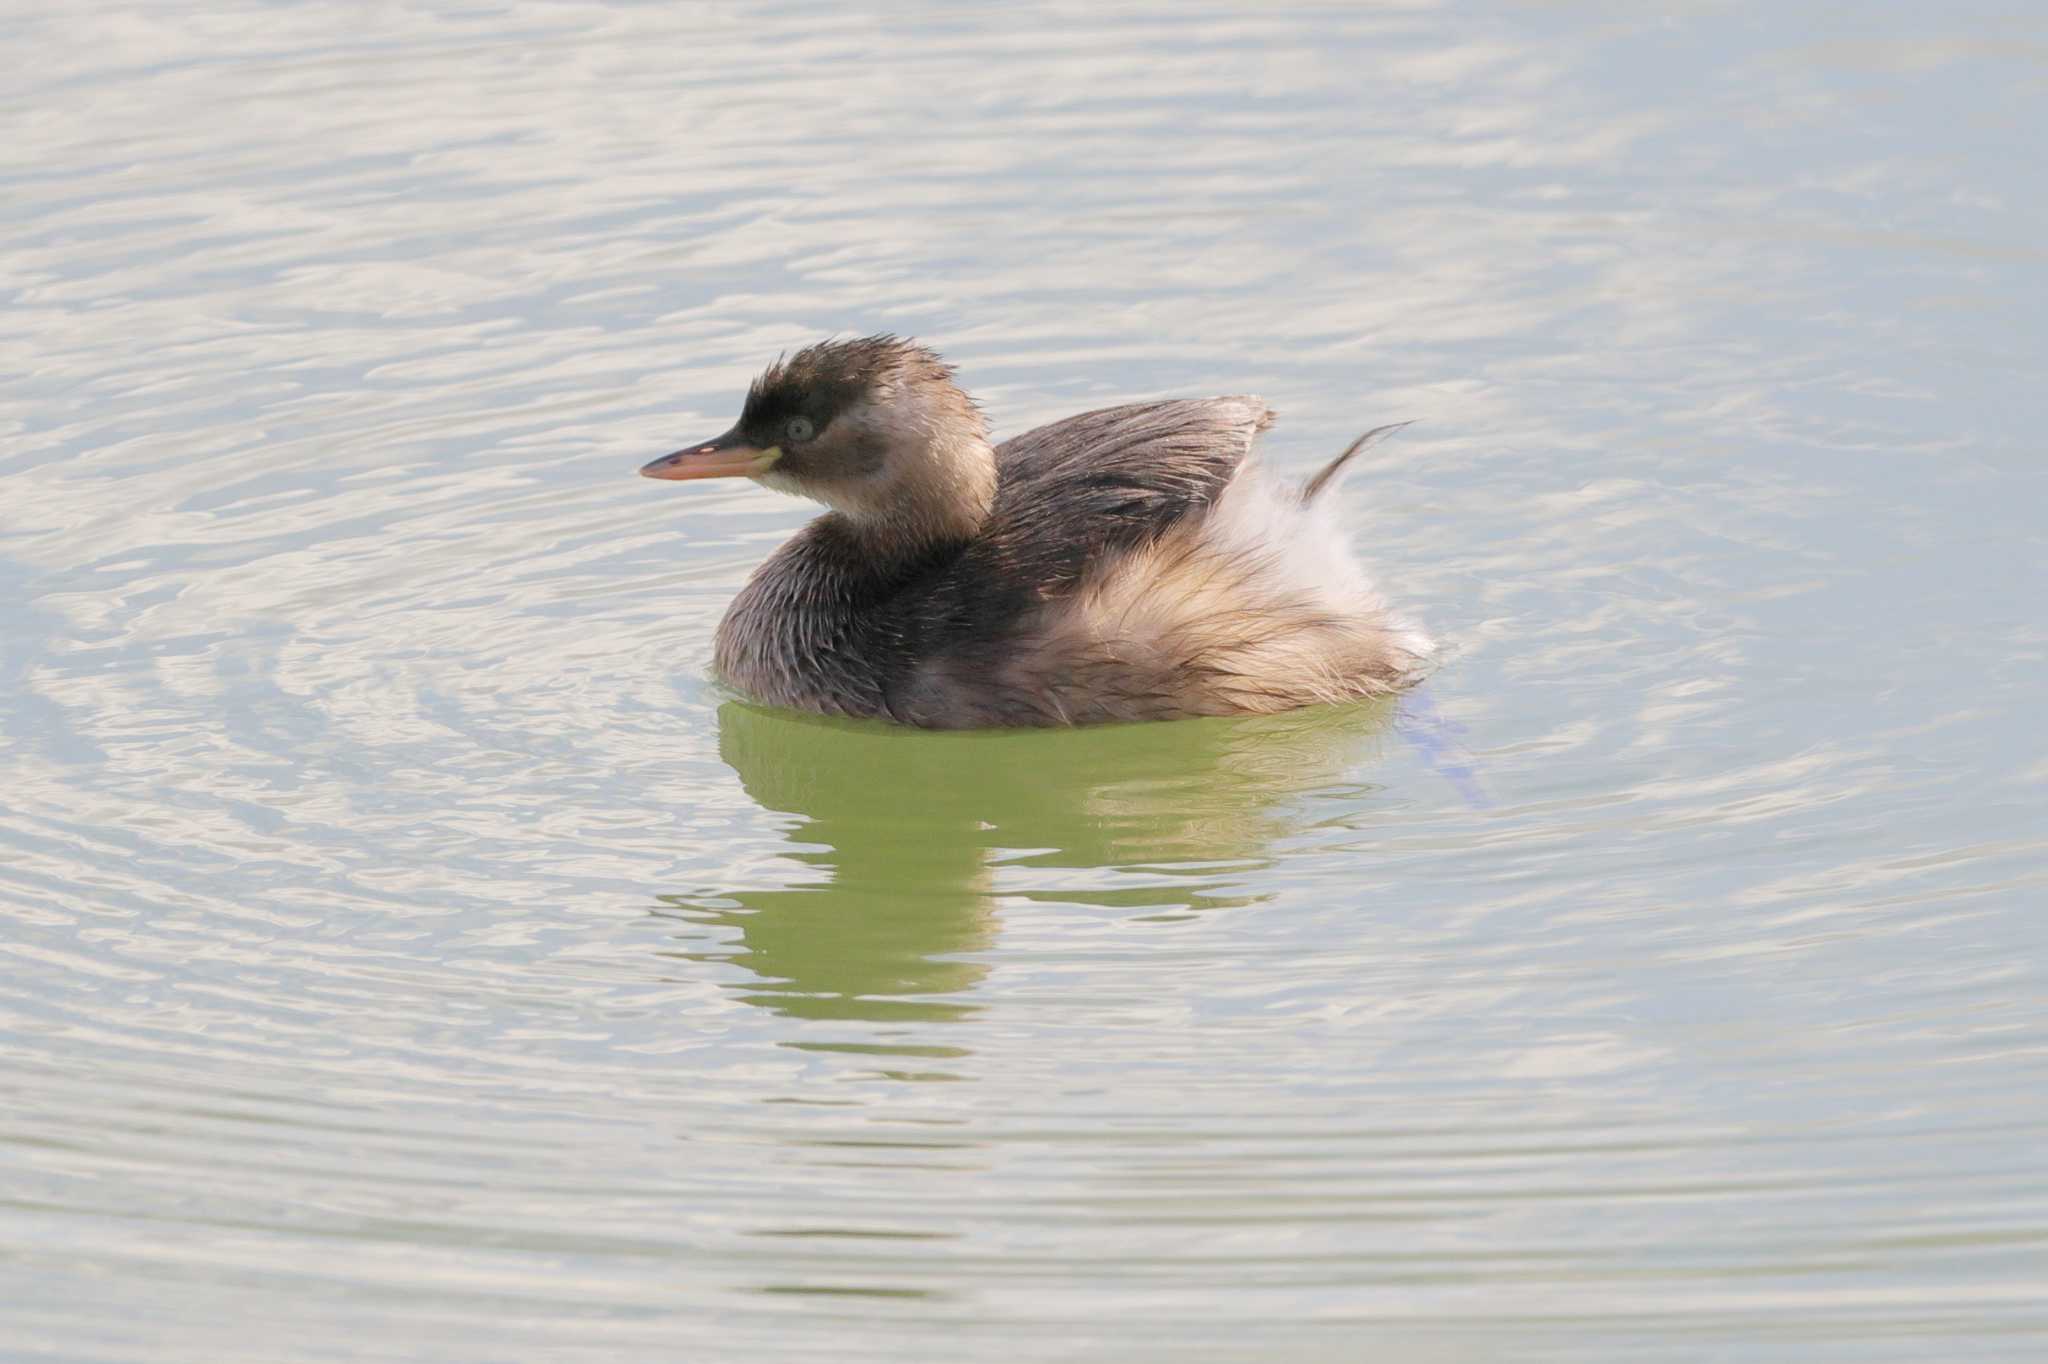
640 428 780 481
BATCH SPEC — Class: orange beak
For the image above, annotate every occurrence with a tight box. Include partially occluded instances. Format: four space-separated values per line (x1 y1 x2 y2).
640 428 778 481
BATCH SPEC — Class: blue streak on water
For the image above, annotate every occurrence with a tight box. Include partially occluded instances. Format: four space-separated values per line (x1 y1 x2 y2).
1395 687 1490 810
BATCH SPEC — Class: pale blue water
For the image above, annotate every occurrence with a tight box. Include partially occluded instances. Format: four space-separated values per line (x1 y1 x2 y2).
3 3 2045 1361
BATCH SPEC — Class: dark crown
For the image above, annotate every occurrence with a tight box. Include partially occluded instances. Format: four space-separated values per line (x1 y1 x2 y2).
739 335 953 436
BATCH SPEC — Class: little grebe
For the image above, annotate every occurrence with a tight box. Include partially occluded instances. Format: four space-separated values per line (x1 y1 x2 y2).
641 336 1432 728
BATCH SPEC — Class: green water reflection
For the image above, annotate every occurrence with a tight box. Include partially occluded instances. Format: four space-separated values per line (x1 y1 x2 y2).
655 699 1398 1027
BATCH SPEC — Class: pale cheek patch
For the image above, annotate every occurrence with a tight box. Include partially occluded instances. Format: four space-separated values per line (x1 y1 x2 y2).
755 466 808 500
779 395 995 542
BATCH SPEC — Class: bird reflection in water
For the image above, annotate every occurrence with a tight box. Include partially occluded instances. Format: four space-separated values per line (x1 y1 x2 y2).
651 698 1402 1038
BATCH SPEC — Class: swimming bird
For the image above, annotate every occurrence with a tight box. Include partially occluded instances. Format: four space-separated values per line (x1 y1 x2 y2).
640 336 1432 728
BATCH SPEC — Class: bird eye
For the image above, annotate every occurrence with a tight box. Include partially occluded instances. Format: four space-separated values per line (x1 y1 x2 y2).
784 416 815 443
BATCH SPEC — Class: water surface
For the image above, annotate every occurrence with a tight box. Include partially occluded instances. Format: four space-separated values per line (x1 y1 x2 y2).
4 2 2046 1360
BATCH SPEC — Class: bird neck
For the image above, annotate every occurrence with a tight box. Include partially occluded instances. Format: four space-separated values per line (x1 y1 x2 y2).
903 423 999 544
832 423 997 567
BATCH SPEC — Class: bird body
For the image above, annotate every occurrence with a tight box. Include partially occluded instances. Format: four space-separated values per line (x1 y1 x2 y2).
642 338 1432 728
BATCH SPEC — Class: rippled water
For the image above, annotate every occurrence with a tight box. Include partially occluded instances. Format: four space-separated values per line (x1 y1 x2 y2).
5 3 2046 1359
